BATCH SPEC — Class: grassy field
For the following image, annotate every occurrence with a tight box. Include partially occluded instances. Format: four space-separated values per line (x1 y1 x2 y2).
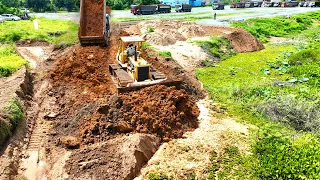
0 45 27 77
232 11 320 42
0 18 78 77
196 11 320 179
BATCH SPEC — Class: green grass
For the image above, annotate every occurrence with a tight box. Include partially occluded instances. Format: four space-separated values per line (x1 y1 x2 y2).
0 45 27 77
196 41 320 178
194 36 236 61
159 51 172 58
0 98 24 146
231 11 320 42
0 18 78 47
0 18 78 77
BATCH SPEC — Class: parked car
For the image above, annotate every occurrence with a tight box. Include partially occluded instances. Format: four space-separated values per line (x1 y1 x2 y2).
273 2 281 6
308 1 316 6
0 15 5 23
2 14 21 21
245 2 255 7
298 1 304 6
303 1 310 6
20 8 30 13
212 3 225 9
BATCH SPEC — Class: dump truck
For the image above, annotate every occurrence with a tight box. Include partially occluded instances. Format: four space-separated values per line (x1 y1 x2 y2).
78 0 110 46
130 4 157 15
212 0 225 10
175 4 192 12
156 4 171 13
109 36 179 92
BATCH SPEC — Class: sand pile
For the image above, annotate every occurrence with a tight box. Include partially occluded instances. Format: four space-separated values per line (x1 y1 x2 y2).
226 28 265 53
128 20 206 46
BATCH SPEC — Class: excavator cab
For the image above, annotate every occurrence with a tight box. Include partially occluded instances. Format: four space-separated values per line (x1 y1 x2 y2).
117 36 145 66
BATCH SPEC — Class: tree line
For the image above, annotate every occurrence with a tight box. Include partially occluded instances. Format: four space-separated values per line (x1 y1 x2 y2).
0 0 80 12
0 0 162 13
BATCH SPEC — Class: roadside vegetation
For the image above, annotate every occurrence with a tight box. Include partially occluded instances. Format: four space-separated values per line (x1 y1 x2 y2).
0 18 78 77
0 46 27 77
232 11 320 43
196 11 320 179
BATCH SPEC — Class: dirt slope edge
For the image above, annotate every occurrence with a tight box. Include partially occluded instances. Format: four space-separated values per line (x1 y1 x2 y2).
0 66 33 179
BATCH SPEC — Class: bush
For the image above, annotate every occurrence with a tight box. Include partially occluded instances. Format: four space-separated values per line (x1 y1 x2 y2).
258 95 320 134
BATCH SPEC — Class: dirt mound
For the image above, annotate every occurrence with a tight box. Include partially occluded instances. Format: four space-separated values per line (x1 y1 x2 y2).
78 85 199 144
66 134 160 180
127 20 205 46
15 39 50 47
50 45 116 94
226 28 265 53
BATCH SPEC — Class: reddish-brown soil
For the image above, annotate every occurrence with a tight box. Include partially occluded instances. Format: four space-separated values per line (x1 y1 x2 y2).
82 0 104 36
77 85 199 144
65 134 160 180
226 28 265 53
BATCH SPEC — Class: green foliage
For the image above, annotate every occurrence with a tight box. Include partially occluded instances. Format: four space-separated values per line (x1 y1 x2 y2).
147 171 169 180
0 18 78 45
4 98 24 129
254 128 320 179
196 42 320 178
231 11 320 42
195 36 236 60
0 45 27 77
159 51 172 58
0 98 24 146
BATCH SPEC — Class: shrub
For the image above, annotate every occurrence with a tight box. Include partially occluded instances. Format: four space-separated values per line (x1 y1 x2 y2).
258 95 320 134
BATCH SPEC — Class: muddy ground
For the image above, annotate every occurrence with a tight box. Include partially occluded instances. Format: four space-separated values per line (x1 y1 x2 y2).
0 20 265 180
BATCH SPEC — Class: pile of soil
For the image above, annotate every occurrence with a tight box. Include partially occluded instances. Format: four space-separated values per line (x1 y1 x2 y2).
82 0 104 36
77 85 199 144
65 134 160 180
15 39 50 47
128 20 205 46
226 28 265 53
50 45 117 94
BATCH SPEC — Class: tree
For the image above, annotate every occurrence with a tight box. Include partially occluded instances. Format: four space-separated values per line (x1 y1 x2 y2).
0 0 20 8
